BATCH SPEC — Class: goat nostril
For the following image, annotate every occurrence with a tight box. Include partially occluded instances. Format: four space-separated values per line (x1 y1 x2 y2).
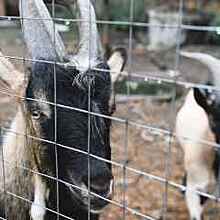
84 177 113 196
82 169 113 196
90 182 109 192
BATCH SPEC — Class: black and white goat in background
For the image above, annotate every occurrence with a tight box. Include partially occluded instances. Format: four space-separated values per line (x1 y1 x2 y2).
0 0 126 219
176 52 220 220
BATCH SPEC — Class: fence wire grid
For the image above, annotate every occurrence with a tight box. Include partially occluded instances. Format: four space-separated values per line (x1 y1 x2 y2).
0 0 220 220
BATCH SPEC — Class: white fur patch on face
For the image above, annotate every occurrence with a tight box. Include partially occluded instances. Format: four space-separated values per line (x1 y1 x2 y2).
31 175 47 220
107 52 124 83
34 90 51 118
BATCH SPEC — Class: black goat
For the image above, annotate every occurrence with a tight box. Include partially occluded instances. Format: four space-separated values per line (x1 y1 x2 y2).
0 0 126 219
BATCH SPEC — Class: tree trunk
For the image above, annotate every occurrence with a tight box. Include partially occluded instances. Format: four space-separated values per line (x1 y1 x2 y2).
0 0 5 16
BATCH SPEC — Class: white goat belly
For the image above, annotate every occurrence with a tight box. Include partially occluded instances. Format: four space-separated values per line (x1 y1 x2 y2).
176 90 210 145
176 89 215 166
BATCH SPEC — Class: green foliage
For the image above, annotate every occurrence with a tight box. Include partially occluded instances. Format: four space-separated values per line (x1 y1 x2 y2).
209 14 220 44
110 1 145 22
48 5 73 19
115 80 173 95
97 0 146 30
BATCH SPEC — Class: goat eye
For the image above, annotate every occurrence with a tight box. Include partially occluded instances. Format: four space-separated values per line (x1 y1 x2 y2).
31 111 41 120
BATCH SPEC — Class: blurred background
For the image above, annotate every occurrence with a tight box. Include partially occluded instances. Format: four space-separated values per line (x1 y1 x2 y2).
1 0 220 46
1 0 220 219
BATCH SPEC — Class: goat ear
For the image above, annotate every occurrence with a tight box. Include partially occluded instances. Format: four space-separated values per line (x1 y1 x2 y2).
20 0 65 61
0 51 25 96
69 0 101 71
193 88 211 113
107 48 127 114
107 48 127 84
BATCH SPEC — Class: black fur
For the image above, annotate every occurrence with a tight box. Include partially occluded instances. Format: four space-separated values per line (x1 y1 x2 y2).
25 60 113 220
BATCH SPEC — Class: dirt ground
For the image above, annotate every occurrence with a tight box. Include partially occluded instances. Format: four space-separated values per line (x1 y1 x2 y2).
1 27 220 220
101 100 220 220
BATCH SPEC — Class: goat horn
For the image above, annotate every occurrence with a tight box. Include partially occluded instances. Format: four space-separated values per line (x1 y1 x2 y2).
71 0 102 71
19 0 65 61
180 51 220 86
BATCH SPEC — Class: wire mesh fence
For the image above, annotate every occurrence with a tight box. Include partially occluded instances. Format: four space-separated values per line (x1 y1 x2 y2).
0 0 220 220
